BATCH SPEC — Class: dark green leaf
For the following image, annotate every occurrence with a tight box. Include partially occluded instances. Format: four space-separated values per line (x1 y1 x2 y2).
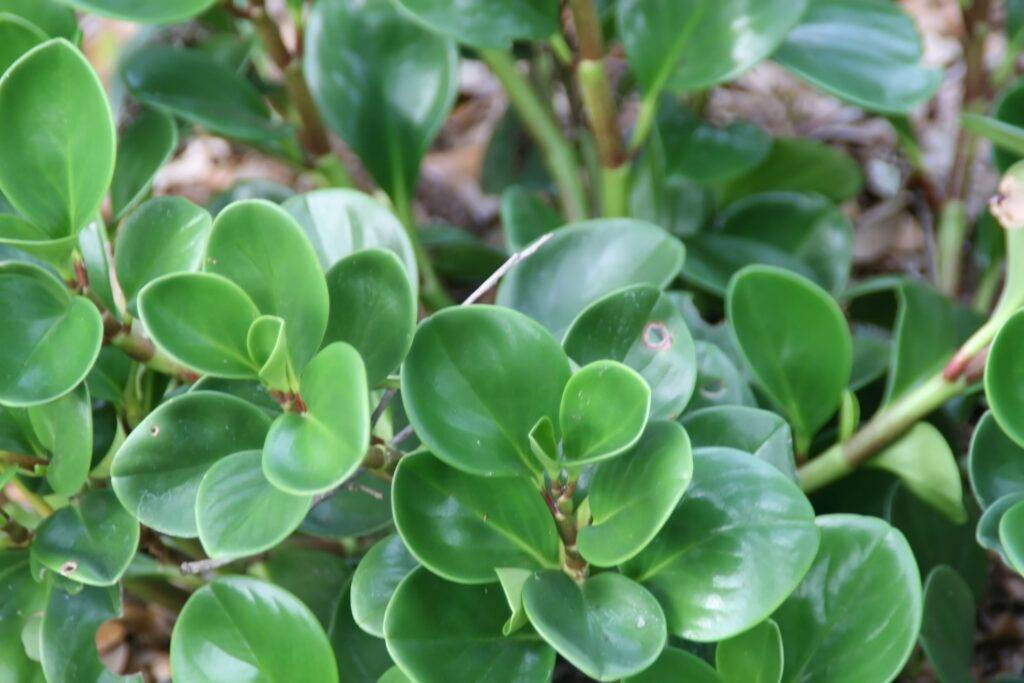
0 551 49 682
501 186 561 252
351 534 418 638
682 406 795 479
28 384 91 495
59 0 216 23
721 138 863 204
0 14 45 74
0 0 77 39
970 411 1024 508
624 647 721 683
299 470 392 539
920 566 975 683
715 619 784 683
659 105 771 184
986 309 1024 447
393 0 558 49
110 108 178 219
560 360 650 465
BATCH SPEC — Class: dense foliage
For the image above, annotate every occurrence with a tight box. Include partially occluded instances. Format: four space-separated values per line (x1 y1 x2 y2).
1 1 1023 681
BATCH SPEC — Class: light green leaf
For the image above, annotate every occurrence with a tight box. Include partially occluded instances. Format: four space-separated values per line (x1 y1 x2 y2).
58 0 216 23
351 534 418 638
560 360 650 465
0 13 45 74
969 411 1024 509
986 308 1024 447
110 108 178 219
624 648 721 683
393 0 558 49
721 138 863 204
28 383 91 495
716 620 784 683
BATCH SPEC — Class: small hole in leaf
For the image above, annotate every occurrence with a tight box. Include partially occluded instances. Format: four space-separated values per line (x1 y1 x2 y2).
700 379 726 400
59 560 77 576
149 426 160 437
643 322 672 351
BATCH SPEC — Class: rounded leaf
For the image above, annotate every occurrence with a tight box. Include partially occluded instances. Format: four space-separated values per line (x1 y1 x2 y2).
28 383 91 495
721 138 863 205
299 469 391 539
986 308 1024 447
0 13 44 74
660 105 771 185
682 405 796 479
624 647 721 683
60 0 216 23
0 0 77 40
402 305 571 478
919 566 975 683
41 586 140 683
969 411 1024 508
715 619 784 683
1000 499 1024 575
560 360 651 465
351 534 418 638
110 107 178 219
393 0 558 49
171 576 338 683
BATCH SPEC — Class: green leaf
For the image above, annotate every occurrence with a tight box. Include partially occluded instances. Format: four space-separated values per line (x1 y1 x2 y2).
122 46 290 144
138 272 261 378
0 0 76 39
617 0 808 92
978 493 1024 563
659 105 771 184
577 421 693 566
772 515 922 683
77 217 118 316
985 79 1024 171
622 447 819 642
246 315 294 392
0 39 114 235
393 0 558 49
970 411 1024 509
58 0 216 23
0 214 78 275
1000 498 1024 575
716 620 784 683
721 138 863 205
563 284 697 420
263 342 369 495
624 647 721 683
41 586 142 683
299 469 392 539
111 391 271 536
380 667 413 683
329 581 394 682
0 262 103 406
497 219 685 339
384 567 556 683
774 0 941 114
522 571 666 681
324 249 415 388
351 534 418 638
31 489 138 586
196 450 311 559
305 0 457 200
188 377 280 417
496 567 532 635
171 576 338 682
727 265 852 451
682 406 796 479
0 551 49 682
261 546 350 628
28 383 91 495
205 199 329 371
560 360 650 465
868 422 965 523
0 13 45 74
110 108 178 219
986 308 1024 447
920 566 975 683
392 451 560 583
115 196 212 310
687 341 756 411
402 305 571 478
501 186 562 251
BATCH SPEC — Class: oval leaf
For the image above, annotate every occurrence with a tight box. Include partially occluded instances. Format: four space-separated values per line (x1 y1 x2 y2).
59 0 216 23
969 411 1024 509
986 308 1024 447
682 405 796 479
560 360 651 465
715 619 784 683
351 534 419 638
393 0 558 49
110 107 178 219
919 566 975 683
28 383 91 495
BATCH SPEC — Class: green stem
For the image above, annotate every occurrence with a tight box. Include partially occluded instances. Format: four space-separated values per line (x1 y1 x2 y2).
109 322 194 381
936 200 966 296
629 91 660 154
393 194 455 310
481 50 588 222
575 55 629 216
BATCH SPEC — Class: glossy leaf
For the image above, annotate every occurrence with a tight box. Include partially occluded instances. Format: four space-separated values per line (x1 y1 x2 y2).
299 469 392 539
772 515 922 683
205 199 329 371
394 0 558 49
115 196 212 310
0 39 114 235
111 391 271 536
28 384 91 495
0 551 49 682
0 262 103 406
522 571 666 681
0 0 76 39
324 249 415 388
920 566 975 683
687 341 757 411
392 451 560 583
305 0 457 200
728 266 851 451
384 567 556 683
560 360 650 465
138 272 260 378
716 619 784 683
263 343 369 495
0 214 78 274
110 108 178 218
977 493 1024 563
171 576 338 682
774 0 941 114
617 0 808 92
986 308 1024 447
261 546 350 629
624 647 721 683
659 105 771 184
622 447 819 641
196 450 311 559
402 305 571 478
721 138 863 204
501 186 562 251
351 534 418 638
969 411 1024 508
60 0 216 23
247 315 294 392
329 581 394 682
123 46 290 144
31 489 139 586
577 421 692 566
682 406 796 479
77 217 118 317
0 13 44 74
497 220 685 339
563 284 697 420
1000 499 1024 574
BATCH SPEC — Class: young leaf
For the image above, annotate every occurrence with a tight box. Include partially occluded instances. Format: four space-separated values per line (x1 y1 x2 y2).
560 360 651 465
401 305 571 478
247 315 294 392
715 620 784 683
31 489 139 586
969 411 1024 509
384 567 556 683
521 571 667 682
563 284 697 420
114 196 212 310
577 421 693 566
622 447 819 642
772 515 922 683
305 0 457 202
0 39 114 235
111 391 272 537
351 534 418 638
0 13 44 73
196 450 311 559
204 199 329 371
59 0 216 23
110 107 178 219
27 383 91 496
392 451 560 583
774 0 941 114
138 272 261 378
682 406 796 480
497 220 685 339
171 577 338 682
919 566 975 683
262 343 370 495
986 308 1024 447
324 249 416 388
0 262 103 406
727 265 852 452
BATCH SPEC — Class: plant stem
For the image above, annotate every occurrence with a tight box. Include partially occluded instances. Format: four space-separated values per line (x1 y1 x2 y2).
481 50 588 222
4 476 53 517
936 200 966 296
107 319 196 382
0 451 47 470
